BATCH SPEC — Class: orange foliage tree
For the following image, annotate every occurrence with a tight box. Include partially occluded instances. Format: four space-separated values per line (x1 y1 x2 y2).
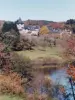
66 36 75 56
0 72 24 95
67 62 75 100
67 63 75 80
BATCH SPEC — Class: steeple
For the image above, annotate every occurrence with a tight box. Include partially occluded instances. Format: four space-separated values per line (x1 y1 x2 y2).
16 17 24 24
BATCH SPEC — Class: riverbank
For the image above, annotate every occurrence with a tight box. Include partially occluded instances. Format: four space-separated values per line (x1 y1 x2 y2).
17 46 74 71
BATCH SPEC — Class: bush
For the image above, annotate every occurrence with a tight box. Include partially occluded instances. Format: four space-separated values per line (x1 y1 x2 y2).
11 53 33 81
0 72 24 95
12 38 34 51
1 29 20 51
0 50 12 72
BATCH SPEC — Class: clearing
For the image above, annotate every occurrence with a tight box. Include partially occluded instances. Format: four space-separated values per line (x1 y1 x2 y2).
17 46 63 61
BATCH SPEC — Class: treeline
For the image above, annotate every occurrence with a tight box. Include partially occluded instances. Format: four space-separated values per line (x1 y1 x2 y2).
24 19 54 26
65 19 75 33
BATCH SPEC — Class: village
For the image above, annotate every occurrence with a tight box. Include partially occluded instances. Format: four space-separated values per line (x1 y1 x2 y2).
16 18 72 38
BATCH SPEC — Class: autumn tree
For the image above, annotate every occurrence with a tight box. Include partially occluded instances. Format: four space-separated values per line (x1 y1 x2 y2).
58 62 75 100
66 62 75 100
39 26 50 35
0 43 25 95
64 35 75 57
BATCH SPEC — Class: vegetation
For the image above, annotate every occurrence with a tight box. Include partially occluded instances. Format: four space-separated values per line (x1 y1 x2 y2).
17 47 62 60
1 18 75 100
12 38 35 51
0 72 24 95
2 21 18 32
66 19 75 33
0 95 24 100
11 53 33 81
1 21 20 50
39 26 50 34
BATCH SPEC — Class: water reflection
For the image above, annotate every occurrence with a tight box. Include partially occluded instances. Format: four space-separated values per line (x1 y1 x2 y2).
50 68 68 85
50 68 74 100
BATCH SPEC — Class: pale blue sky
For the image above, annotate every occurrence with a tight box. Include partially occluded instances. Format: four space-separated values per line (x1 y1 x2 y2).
0 0 75 21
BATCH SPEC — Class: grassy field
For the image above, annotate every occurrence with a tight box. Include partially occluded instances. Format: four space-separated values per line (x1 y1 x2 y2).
0 95 24 100
17 47 63 61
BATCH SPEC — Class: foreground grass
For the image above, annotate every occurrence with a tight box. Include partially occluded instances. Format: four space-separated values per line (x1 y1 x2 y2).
0 95 24 100
17 47 63 61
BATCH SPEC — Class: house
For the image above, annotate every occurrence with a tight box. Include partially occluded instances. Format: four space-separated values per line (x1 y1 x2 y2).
16 18 25 31
60 29 72 38
47 26 61 33
16 18 40 36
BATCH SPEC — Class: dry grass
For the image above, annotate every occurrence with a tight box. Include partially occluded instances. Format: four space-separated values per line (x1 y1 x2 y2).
17 47 63 61
0 95 24 100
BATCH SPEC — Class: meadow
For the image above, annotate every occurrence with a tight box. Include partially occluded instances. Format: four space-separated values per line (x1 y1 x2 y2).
0 95 23 100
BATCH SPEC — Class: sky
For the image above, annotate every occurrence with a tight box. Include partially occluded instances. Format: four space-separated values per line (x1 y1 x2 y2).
0 0 75 21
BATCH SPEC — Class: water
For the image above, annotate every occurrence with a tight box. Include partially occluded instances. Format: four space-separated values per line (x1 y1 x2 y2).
50 68 74 100
50 68 68 86
27 67 74 100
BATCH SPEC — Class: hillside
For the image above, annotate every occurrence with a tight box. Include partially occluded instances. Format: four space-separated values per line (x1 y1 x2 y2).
24 19 54 26
24 19 65 28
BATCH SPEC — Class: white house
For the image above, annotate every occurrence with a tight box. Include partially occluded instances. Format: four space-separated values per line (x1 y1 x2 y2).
17 24 25 31
31 29 39 36
16 18 40 36
60 29 72 38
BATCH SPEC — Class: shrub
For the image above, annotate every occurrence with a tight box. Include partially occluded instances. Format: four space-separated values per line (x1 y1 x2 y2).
0 72 24 95
0 45 12 72
11 53 33 81
12 38 34 51
1 29 20 50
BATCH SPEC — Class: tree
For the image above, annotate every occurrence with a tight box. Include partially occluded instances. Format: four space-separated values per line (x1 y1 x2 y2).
67 62 75 100
39 26 50 35
72 24 75 33
2 21 18 32
66 36 75 56
66 19 75 26
66 19 75 33
58 62 75 100
2 29 19 44
1 21 20 50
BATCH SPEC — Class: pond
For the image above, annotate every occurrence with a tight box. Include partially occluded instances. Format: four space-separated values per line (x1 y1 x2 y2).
50 67 74 100
50 68 68 86
27 66 74 100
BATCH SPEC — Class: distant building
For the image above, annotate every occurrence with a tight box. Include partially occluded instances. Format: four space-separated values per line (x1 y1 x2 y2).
16 18 40 36
47 26 61 33
16 18 25 31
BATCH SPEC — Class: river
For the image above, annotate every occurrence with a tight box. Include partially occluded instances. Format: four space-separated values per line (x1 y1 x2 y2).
27 67 74 100
50 68 74 100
